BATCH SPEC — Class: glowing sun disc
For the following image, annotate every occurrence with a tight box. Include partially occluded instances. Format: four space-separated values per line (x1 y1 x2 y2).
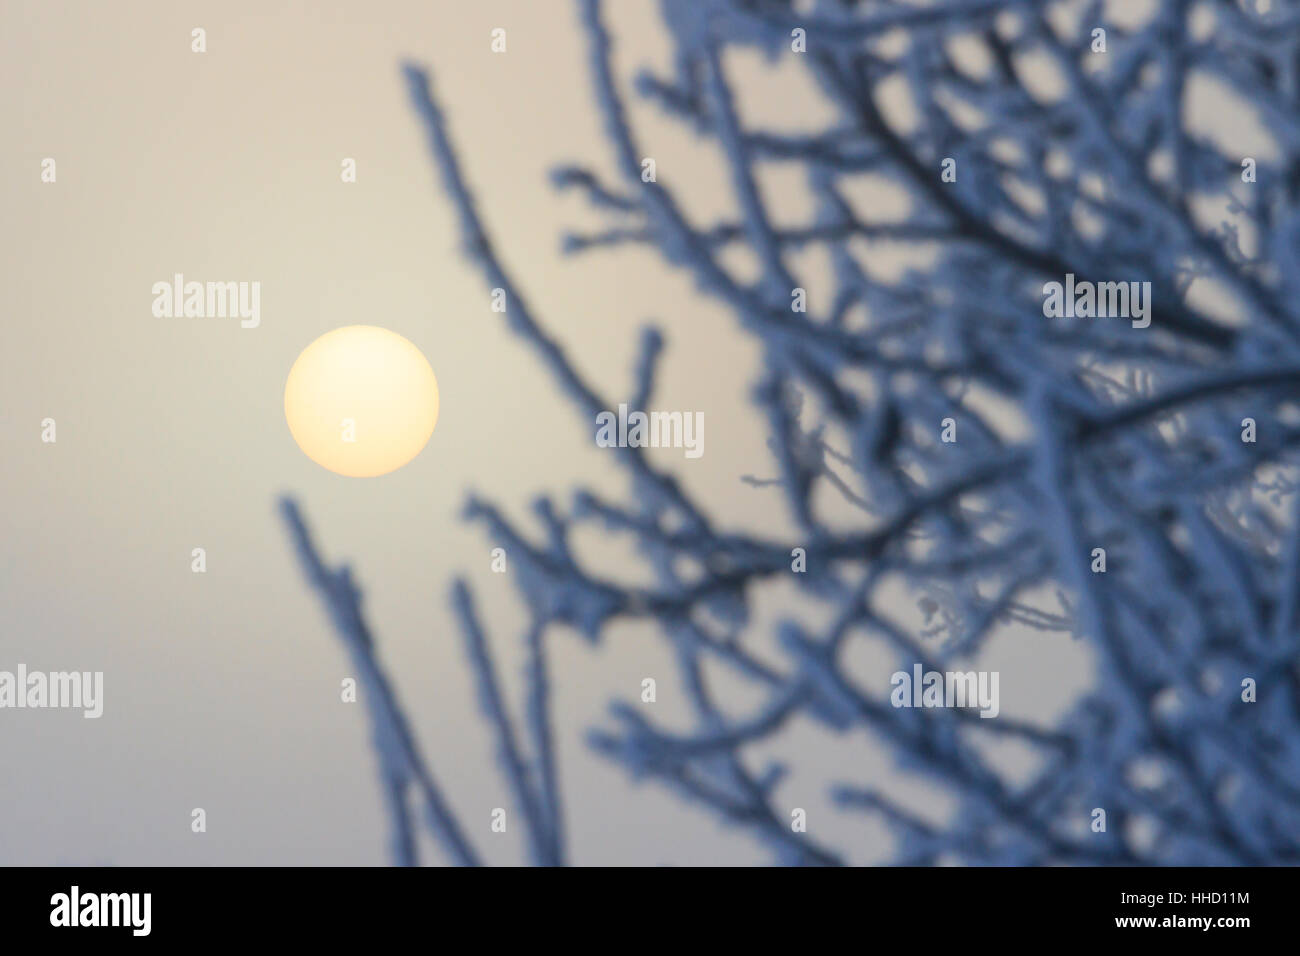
285 325 439 477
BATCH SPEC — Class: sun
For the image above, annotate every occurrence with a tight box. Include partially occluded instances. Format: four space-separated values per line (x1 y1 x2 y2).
284 325 439 477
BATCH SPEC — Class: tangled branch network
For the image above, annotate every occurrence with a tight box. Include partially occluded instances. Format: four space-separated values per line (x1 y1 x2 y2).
281 0 1300 865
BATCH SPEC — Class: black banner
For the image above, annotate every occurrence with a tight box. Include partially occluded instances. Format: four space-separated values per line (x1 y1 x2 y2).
0 866 1279 942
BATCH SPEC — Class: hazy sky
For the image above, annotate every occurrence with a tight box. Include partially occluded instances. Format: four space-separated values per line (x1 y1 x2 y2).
0 0 1098 865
